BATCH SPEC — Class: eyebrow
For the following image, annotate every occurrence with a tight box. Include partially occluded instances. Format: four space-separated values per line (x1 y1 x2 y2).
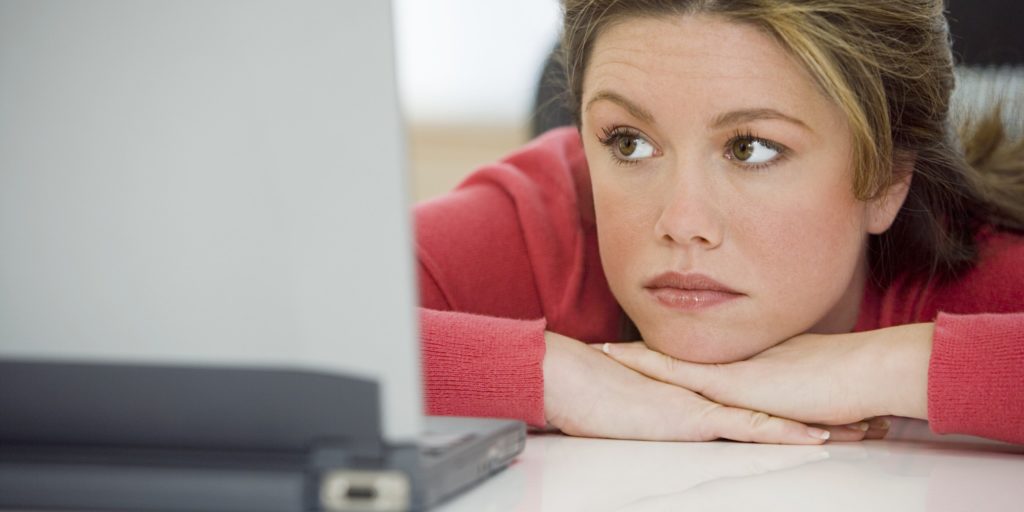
711 108 811 132
584 90 655 124
585 90 811 134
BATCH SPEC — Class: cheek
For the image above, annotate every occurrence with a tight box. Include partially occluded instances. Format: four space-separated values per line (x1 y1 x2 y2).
740 179 867 308
592 177 649 278
590 163 665 321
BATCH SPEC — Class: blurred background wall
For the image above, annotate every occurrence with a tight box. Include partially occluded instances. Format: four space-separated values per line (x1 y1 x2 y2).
393 0 1023 202
394 0 562 201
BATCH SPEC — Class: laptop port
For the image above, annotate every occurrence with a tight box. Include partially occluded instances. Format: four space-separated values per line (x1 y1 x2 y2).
346 486 377 500
320 470 410 511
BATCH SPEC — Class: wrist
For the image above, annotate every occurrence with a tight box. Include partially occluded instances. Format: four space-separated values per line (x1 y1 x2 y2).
872 323 934 419
542 331 580 429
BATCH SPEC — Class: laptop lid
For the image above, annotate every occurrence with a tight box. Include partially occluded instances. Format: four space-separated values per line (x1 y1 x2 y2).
0 0 423 443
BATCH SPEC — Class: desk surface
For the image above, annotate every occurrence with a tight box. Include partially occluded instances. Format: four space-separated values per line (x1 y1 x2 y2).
440 418 1024 512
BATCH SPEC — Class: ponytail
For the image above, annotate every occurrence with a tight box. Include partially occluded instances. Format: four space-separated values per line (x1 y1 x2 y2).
959 106 1024 231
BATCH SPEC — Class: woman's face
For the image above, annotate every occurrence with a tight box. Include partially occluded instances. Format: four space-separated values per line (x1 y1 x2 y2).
582 15 904 363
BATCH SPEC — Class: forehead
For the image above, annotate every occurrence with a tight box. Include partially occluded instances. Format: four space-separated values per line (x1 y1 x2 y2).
583 14 839 129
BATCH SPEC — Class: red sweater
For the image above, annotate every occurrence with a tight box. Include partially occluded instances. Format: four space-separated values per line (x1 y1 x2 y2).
414 127 1024 444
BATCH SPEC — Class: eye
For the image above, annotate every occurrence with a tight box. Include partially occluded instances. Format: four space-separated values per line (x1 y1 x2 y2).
598 127 658 163
725 134 784 167
615 135 655 160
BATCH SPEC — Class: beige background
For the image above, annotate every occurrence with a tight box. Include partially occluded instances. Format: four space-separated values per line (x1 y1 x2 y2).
408 122 531 202
394 1 561 203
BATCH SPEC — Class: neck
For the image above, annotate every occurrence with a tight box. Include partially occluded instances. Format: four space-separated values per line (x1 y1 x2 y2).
809 250 869 334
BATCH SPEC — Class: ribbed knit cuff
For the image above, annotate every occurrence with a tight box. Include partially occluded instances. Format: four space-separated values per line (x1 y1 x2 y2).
419 308 547 427
928 312 1024 443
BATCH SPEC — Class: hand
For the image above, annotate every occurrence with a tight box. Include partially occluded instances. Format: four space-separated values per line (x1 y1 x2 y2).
543 331 865 444
602 323 934 428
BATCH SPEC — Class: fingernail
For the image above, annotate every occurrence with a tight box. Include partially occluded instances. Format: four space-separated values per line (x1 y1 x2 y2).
845 422 869 432
807 428 830 441
602 342 612 355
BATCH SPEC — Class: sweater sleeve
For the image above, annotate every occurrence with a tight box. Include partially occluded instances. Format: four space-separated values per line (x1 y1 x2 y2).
911 230 1024 443
416 209 548 426
414 178 549 427
412 128 596 428
928 312 1024 444
419 308 547 427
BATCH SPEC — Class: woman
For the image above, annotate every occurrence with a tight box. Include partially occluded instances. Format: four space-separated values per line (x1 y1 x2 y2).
415 0 1024 444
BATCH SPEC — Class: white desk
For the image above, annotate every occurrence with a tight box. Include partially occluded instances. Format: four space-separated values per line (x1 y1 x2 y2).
440 418 1024 511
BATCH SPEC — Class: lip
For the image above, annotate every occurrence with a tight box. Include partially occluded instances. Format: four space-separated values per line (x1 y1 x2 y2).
643 271 743 311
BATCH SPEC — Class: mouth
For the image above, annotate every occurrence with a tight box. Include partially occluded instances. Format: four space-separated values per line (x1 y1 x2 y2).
643 271 743 311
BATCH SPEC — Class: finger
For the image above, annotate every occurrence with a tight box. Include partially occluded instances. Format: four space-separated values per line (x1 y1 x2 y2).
703 404 831 445
864 427 890 440
818 422 869 442
603 341 716 394
864 417 891 440
868 416 892 430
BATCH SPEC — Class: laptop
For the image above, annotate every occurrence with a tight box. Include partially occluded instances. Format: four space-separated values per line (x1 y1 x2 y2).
0 1 525 511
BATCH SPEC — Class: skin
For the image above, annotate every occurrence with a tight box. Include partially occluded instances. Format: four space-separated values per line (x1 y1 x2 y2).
604 322 933 426
580 14 910 364
541 13 922 443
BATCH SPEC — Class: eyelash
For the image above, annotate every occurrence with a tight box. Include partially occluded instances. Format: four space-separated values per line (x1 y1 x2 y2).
597 126 789 170
723 130 788 171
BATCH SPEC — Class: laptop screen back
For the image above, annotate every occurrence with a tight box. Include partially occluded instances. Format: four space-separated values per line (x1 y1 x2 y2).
0 0 423 442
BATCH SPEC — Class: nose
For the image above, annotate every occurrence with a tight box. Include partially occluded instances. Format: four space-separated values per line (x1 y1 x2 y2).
652 170 724 249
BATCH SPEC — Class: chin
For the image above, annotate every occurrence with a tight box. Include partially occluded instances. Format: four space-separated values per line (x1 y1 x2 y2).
640 323 766 364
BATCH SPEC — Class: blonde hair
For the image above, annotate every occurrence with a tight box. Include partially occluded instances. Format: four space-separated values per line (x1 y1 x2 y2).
561 0 1024 284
